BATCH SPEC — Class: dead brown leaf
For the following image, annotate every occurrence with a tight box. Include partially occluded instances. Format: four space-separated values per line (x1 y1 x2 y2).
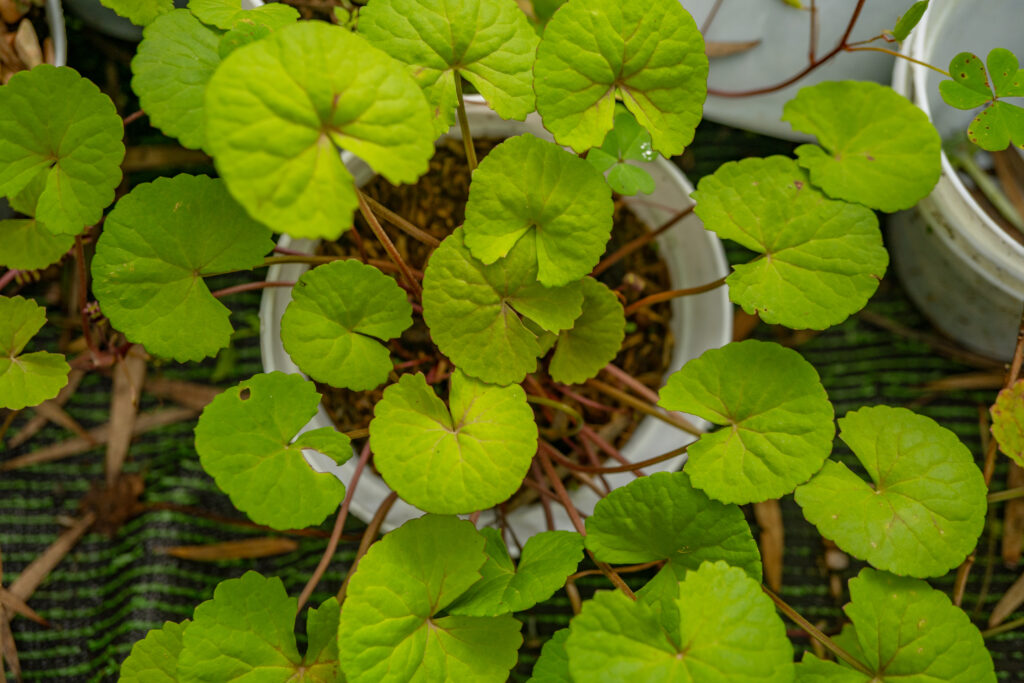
80 474 145 538
706 39 762 58
161 537 300 562
0 0 22 25
12 20 40 70
106 345 148 486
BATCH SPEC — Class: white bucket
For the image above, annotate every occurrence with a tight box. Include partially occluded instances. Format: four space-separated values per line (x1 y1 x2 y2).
888 0 1024 360
259 98 733 543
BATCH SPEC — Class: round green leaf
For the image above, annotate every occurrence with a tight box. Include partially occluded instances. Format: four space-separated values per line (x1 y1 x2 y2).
449 528 584 617
529 628 571 683
692 156 887 329
281 260 412 391
370 370 538 514
534 0 707 155
91 174 274 362
99 0 172 26
992 379 1024 467
0 218 74 271
422 227 583 385
658 340 835 504
178 572 341 683
0 296 70 411
796 568 995 683
132 10 222 153
204 21 434 239
794 405 987 577
565 561 793 682
358 0 538 135
585 471 762 583
549 277 625 385
783 81 942 212
0 66 124 236
338 515 522 683
119 620 188 683
463 134 614 287
193 372 351 530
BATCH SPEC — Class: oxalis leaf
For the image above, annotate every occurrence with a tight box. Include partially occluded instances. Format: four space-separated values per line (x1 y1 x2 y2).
692 155 887 329
281 260 412 391
0 296 70 412
448 528 584 617
422 227 583 385
783 81 942 212
992 379 1024 467
178 572 340 682
463 134 613 287
564 561 793 682
358 0 538 136
658 340 835 504
119 620 188 683
193 372 351 530
369 370 537 514
534 0 707 155
795 568 995 683
587 105 658 195
91 175 274 362
0 66 124 236
338 515 522 683
548 277 625 385
939 49 1024 151
204 21 434 240
99 0 172 26
794 405 987 577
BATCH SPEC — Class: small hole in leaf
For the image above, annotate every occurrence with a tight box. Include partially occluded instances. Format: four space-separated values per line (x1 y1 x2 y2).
240 388 251 400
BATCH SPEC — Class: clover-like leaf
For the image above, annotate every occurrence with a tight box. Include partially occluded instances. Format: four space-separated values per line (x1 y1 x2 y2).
658 340 835 504
0 296 70 411
783 81 942 212
132 11 222 153
205 21 434 240
463 134 614 287
586 471 762 583
449 528 584 617
940 49 1024 151
99 0 172 26
91 175 273 362
992 379 1024 467
796 568 995 683
891 1 929 42
0 66 124 236
0 219 74 271
119 620 188 683
534 0 707 155
587 105 657 195
795 405 987 577
178 572 341 682
692 155 887 329
548 277 625 385
529 628 570 683
422 228 583 385
338 515 522 683
565 561 793 682
358 0 538 135
217 4 300 57
281 260 412 392
194 372 351 530
370 371 538 514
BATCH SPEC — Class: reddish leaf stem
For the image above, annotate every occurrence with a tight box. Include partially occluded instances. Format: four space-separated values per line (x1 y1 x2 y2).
357 192 422 298
211 281 295 299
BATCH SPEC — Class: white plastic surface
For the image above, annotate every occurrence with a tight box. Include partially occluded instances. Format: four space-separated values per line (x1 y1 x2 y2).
259 99 733 545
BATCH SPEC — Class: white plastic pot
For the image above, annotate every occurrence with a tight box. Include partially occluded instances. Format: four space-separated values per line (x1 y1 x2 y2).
888 0 1024 360
259 98 732 542
682 0 903 140
63 0 261 42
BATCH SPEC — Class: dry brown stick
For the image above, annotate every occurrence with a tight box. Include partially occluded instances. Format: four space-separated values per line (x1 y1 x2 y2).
1 408 197 472
989 570 1024 628
9 513 95 602
591 206 694 277
623 276 728 316
143 377 221 411
7 369 86 449
359 192 441 248
1004 464 1024 566
754 500 784 592
0 589 47 628
29 401 93 445
585 378 701 437
357 193 422 297
161 538 299 562
106 345 148 487
337 491 399 604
